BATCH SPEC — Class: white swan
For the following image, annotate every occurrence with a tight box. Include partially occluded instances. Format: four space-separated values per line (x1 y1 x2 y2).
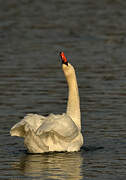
10 52 83 153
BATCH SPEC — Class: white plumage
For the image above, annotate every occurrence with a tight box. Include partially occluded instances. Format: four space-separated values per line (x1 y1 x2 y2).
10 52 83 153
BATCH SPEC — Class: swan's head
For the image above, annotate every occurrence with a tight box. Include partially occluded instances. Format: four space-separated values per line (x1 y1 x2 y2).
60 52 75 78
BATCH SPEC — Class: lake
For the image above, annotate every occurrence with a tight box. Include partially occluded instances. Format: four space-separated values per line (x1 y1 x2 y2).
0 0 126 179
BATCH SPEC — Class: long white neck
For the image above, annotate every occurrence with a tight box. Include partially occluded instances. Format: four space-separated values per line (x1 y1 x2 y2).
63 64 81 129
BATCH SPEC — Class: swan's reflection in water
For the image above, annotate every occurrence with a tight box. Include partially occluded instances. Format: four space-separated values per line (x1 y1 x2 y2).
13 151 83 179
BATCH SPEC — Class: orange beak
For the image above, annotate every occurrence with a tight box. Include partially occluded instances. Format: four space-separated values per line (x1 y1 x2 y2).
60 52 68 65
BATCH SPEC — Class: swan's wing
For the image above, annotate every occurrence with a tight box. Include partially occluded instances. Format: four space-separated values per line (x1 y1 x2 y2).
36 113 79 141
10 114 46 137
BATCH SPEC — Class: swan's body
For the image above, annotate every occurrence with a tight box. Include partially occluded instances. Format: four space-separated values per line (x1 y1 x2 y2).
10 52 83 153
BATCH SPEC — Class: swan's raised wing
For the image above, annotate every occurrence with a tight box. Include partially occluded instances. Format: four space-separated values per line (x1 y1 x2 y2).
10 114 46 137
36 113 79 141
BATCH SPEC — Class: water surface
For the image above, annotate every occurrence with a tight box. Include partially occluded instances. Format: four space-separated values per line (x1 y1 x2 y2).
0 0 126 179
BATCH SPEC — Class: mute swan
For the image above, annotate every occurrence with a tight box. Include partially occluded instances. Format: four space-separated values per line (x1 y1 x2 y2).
10 52 83 153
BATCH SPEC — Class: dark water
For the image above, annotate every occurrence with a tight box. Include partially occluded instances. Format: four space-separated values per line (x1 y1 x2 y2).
0 0 126 179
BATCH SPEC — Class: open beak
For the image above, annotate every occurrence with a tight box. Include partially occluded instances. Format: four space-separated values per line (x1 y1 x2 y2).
60 52 68 66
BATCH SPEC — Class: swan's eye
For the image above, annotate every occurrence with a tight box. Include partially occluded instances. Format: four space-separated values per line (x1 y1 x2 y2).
63 61 68 66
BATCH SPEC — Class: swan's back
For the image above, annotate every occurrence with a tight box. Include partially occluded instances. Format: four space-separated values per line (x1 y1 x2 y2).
36 113 79 140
